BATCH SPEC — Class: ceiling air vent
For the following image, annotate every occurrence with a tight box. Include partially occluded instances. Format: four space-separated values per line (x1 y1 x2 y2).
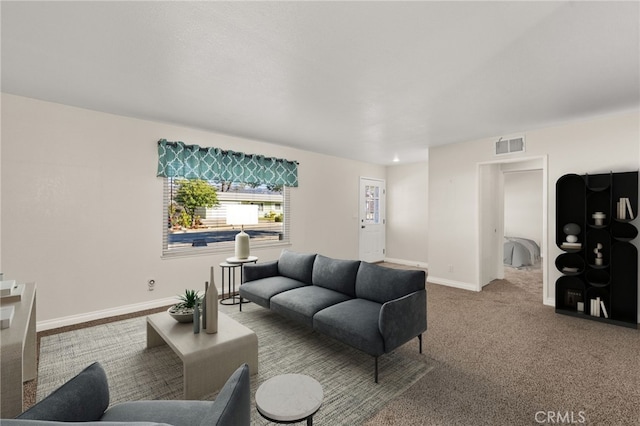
495 136 525 155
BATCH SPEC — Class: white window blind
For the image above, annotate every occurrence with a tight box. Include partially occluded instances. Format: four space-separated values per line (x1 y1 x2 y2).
162 178 291 257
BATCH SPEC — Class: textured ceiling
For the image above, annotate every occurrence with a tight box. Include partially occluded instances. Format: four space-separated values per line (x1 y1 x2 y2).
2 1 638 165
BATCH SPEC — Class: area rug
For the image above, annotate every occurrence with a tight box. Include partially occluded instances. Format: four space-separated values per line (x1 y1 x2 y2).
38 302 432 424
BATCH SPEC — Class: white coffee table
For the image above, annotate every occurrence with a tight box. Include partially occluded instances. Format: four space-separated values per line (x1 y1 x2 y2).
146 311 258 399
255 374 323 426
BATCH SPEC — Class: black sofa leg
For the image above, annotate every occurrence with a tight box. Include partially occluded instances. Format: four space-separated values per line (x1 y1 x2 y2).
418 333 423 354
239 296 242 312
374 357 378 383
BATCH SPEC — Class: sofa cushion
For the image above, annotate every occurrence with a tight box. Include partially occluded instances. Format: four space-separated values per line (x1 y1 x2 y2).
102 401 209 426
270 286 352 327
355 262 426 304
101 364 250 426
313 298 385 357
17 362 109 422
239 276 308 308
311 255 360 297
277 250 316 284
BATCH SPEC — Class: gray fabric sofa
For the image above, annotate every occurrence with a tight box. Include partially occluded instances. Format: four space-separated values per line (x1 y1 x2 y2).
239 250 427 382
3 362 250 426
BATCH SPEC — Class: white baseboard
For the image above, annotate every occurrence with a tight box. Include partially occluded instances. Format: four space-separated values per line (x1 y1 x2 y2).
384 257 428 269
428 276 479 292
37 297 176 332
543 297 555 307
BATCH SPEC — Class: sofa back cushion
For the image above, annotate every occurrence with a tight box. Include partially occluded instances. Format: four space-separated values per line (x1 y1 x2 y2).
312 255 360 297
17 362 109 422
277 250 316 284
355 262 426 303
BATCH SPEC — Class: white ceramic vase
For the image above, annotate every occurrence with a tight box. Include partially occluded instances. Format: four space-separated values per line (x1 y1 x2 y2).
205 266 219 334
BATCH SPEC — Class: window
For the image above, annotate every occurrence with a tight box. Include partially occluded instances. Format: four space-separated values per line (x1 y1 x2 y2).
364 185 381 224
162 178 290 256
156 139 297 256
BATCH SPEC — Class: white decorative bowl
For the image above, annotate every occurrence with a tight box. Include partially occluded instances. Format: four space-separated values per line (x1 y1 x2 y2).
167 306 194 323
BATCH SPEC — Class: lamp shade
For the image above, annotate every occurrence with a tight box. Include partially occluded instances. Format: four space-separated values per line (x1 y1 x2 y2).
226 204 259 259
226 205 259 226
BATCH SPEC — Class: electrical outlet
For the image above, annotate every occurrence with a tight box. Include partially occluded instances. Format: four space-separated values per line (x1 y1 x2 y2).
148 279 155 291
448 265 454 273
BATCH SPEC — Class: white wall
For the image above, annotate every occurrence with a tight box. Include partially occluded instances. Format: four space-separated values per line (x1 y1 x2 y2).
385 161 428 267
478 163 503 289
0 94 385 328
504 170 543 245
428 111 640 308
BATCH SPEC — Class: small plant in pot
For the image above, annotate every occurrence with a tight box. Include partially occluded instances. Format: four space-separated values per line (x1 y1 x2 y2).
168 289 202 323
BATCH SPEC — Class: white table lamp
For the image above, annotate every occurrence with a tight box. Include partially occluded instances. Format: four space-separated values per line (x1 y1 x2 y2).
226 205 259 259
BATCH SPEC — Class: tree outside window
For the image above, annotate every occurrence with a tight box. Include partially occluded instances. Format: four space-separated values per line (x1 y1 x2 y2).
172 179 219 229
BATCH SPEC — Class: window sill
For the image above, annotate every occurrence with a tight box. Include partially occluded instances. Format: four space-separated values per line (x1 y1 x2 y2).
161 241 291 260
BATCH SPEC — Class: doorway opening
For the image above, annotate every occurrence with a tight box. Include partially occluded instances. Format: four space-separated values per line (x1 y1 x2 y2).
477 156 548 305
503 169 544 299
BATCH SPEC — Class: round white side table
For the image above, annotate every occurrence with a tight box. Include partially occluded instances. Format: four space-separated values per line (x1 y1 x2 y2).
219 262 242 305
224 256 258 305
255 374 323 426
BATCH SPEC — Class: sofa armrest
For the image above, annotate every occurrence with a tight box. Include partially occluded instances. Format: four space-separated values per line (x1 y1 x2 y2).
1 421 168 426
243 260 279 283
200 363 250 426
17 362 109 422
378 290 427 353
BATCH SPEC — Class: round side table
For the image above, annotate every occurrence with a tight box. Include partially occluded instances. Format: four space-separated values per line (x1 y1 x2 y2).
255 374 323 426
219 262 242 305
220 256 258 305
225 256 258 283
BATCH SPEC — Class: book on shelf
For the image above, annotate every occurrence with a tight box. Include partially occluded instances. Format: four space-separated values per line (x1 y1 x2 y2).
617 200 621 220
0 280 17 297
0 305 15 329
624 197 634 220
618 197 635 220
561 242 582 249
590 298 601 318
562 267 579 273
0 283 24 304
600 300 609 319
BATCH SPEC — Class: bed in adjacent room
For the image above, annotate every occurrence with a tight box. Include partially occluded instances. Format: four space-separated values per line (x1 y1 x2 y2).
503 237 540 268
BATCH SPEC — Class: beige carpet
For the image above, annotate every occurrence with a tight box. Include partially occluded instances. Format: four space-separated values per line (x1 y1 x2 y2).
365 263 640 425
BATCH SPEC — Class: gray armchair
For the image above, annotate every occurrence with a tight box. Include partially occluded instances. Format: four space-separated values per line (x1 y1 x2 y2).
4 362 250 426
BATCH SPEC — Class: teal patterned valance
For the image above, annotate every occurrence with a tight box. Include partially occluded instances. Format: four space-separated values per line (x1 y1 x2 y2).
156 139 298 187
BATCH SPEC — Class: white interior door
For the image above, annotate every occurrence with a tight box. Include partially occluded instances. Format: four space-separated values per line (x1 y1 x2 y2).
359 177 386 263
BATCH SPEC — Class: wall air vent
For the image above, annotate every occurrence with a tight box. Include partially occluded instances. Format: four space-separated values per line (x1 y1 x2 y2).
495 136 525 155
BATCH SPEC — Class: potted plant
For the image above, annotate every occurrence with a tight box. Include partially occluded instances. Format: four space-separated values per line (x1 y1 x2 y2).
168 289 201 323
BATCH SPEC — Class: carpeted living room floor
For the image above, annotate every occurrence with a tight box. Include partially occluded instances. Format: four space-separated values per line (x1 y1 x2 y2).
25 262 639 425
365 263 640 425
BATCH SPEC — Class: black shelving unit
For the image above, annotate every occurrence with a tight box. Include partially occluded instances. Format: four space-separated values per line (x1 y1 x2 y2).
555 171 638 328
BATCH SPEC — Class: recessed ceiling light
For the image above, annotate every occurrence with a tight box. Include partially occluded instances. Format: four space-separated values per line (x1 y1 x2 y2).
392 155 400 162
